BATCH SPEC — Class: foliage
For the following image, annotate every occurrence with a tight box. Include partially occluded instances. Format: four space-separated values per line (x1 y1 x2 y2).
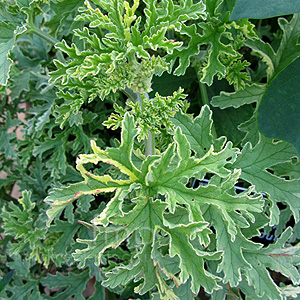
1 0 300 299
257 57 300 156
230 0 300 20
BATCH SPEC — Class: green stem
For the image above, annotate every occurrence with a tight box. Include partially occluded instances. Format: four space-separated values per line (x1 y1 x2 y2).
27 26 59 45
123 86 139 103
199 81 209 106
123 88 155 157
145 129 155 157
199 81 218 139
142 93 155 157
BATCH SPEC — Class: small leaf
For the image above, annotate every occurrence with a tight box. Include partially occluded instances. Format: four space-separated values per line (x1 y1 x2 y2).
211 84 266 109
0 270 14 293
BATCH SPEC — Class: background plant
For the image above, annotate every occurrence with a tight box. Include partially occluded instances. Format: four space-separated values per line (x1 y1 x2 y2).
1 0 300 299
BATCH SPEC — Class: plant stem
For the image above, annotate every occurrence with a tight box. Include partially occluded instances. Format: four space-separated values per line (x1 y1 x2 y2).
123 86 139 103
145 129 155 157
124 89 155 157
199 81 209 106
199 81 218 139
27 26 59 45
142 93 155 156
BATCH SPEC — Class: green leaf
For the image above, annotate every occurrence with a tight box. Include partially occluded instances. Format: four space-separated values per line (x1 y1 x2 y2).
45 0 84 37
148 129 263 238
41 269 90 300
230 0 300 21
158 222 222 294
208 207 261 287
211 84 266 109
257 57 300 157
6 280 42 300
0 270 14 293
49 220 81 253
212 105 254 146
245 14 300 81
33 131 68 177
171 105 214 158
1 190 36 239
243 227 300 299
45 180 114 227
231 137 300 224
89 281 105 300
0 22 15 85
0 111 21 159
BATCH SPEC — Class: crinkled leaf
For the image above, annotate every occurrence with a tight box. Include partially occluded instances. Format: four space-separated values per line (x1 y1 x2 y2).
6 280 42 300
211 83 266 109
231 137 300 224
243 227 300 299
171 105 214 158
41 269 90 300
245 14 300 81
158 222 222 294
208 207 261 287
0 22 15 85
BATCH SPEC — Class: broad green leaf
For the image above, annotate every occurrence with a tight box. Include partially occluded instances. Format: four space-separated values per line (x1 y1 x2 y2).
231 137 300 224
230 0 300 21
151 66 197 97
212 105 254 146
257 57 300 157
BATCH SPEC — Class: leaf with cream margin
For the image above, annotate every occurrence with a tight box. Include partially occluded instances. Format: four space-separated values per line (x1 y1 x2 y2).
231 136 300 225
